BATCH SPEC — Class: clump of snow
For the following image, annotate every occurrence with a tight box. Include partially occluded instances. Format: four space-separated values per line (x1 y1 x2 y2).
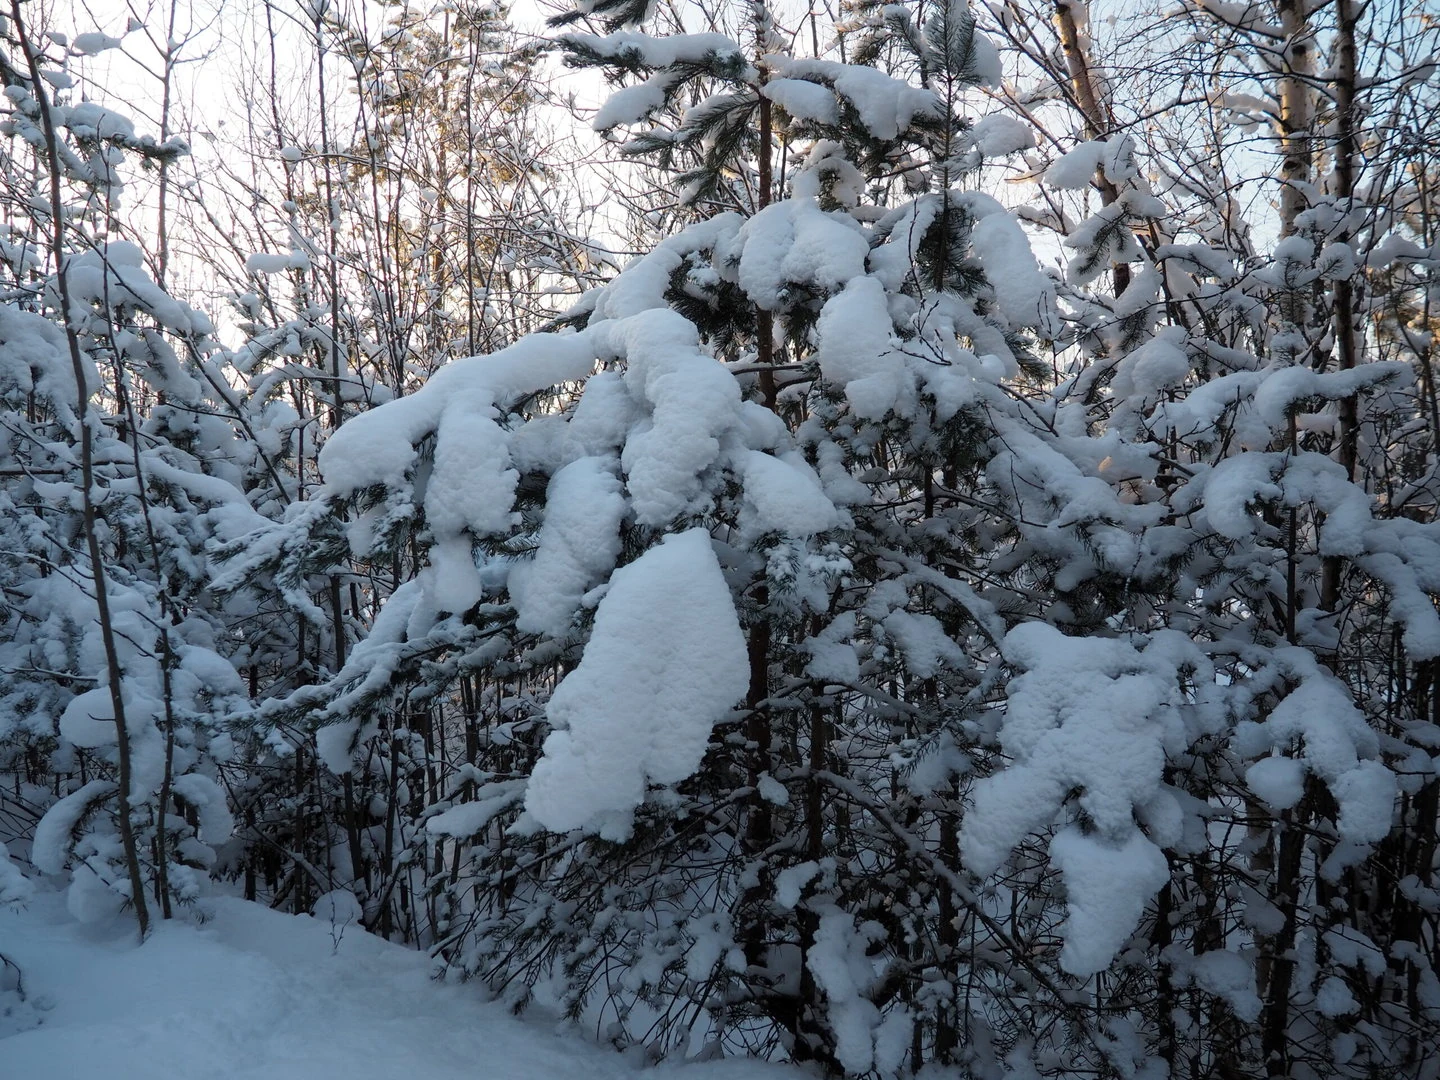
169 773 235 845
762 79 839 125
930 5 1003 87
727 200 869 311
788 141 866 208
1045 140 1108 189
1331 760 1395 845
510 457 627 636
738 450 838 538
969 207 1059 335
1181 950 1262 1022
961 624 1193 875
313 889 363 926
245 251 310 275
62 102 136 142
65 241 211 335
816 276 909 419
773 861 822 909
1316 975 1360 1018
31 780 116 876
0 840 32 907
806 911 902 1074
609 309 743 526
524 530 749 839
1246 755 1305 810
425 780 527 838
1049 826 1169 977
1112 326 1191 403
1236 658 1397 844
561 31 748 70
1316 242 1357 281
968 114 1034 157
319 332 595 498
959 625 1210 973
882 610 967 680
768 56 940 141
71 31 124 55
565 371 642 457
1062 202 1142 284
58 686 117 748
594 78 670 130
802 613 861 684
426 398 515 599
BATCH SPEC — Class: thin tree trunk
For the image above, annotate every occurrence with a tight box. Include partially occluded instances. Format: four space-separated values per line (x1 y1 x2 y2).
1276 0 1314 238
13 4 150 938
1322 0 1361 612
1053 0 1130 295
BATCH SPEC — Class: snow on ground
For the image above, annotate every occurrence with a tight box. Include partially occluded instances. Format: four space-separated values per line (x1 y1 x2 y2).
0 891 798 1080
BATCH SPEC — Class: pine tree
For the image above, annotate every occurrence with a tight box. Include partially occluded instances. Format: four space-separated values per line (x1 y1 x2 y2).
219 1 1160 1070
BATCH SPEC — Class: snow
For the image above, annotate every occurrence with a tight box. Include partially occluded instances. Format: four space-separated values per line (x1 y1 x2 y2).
1045 140 1109 189
958 625 1205 972
425 780 527 838
169 773 235 846
509 456 627 636
30 780 117 876
311 889 363 927
756 773 790 806
594 78 670 130
1316 975 1360 1018
0 841 32 908
64 242 211 335
1331 761 1396 845
1235 655 1399 844
816 276 909 419
1198 453 1283 540
806 911 889 1074
943 10 1003 87
1246 755 1305 810
968 114 1034 158
62 102 137 142
245 252 309 274
560 31 748 71
883 610 967 679
762 79 839 125
1063 202 1141 284
319 332 600 611
773 861 821 909
969 207 1058 335
426 397 516 538
566 371 642 457
319 332 595 497
729 200 869 311
71 32 124 55
767 56 940 142
524 530 749 839
789 141 864 208
1183 950 1261 1022
57 687 116 749
799 617 858 686
738 450 838 538
1049 826 1169 977
1113 327 1191 401
611 309 743 525
0 890 801 1080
